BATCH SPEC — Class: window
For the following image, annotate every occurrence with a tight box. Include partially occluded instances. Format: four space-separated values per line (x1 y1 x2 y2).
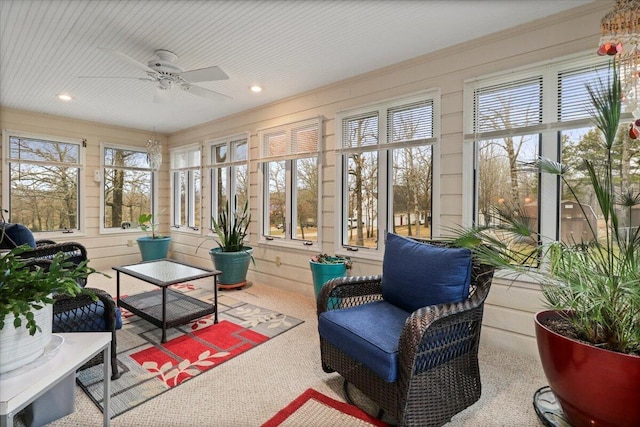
464 53 633 256
337 91 439 253
101 143 153 232
258 117 321 246
2 131 84 233
171 144 201 232
206 133 249 226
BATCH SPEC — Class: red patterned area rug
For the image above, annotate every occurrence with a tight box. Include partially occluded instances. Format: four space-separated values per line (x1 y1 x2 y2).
77 284 303 419
262 388 389 427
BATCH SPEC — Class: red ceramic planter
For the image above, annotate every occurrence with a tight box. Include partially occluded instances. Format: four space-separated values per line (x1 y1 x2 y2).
535 310 640 427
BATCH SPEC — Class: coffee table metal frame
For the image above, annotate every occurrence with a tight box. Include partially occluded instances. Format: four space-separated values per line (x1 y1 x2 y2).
113 259 221 343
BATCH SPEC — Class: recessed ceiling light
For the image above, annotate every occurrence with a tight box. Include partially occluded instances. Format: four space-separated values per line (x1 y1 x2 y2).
250 85 262 93
57 94 73 101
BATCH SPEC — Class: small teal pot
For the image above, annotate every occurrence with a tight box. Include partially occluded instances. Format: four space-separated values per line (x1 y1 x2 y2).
137 236 172 261
209 247 253 289
309 260 347 299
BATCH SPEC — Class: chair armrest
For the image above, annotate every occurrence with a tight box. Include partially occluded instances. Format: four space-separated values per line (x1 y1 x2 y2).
22 241 87 261
316 275 384 316
53 288 117 333
20 242 89 286
396 266 494 397
35 239 58 246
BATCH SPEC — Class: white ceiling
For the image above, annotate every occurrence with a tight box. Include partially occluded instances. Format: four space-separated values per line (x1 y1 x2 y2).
0 0 595 134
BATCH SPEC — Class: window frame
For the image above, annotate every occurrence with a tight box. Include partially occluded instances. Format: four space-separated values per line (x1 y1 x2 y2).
2 129 86 237
99 142 156 235
170 143 202 235
257 117 322 250
335 89 441 259
462 51 631 269
205 132 250 236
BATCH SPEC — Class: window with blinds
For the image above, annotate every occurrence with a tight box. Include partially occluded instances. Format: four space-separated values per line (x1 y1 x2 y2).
465 53 626 254
336 90 439 253
258 117 321 245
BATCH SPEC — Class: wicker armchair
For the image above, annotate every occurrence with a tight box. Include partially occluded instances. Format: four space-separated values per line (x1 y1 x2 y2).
317 236 495 427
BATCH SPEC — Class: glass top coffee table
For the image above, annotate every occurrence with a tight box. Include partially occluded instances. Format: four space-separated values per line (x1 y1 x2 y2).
113 259 221 343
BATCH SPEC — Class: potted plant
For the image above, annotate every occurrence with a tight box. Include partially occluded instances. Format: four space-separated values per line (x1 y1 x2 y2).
454 60 640 427
136 212 172 261
0 245 97 373
309 253 352 298
202 197 253 289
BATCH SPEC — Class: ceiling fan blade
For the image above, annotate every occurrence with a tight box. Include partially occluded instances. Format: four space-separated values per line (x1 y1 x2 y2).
99 47 156 74
77 76 153 81
182 84 232 101
178 66 228 83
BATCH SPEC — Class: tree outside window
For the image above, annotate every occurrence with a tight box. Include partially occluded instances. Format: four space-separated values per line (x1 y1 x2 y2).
4 133 82 232
102 144 152 230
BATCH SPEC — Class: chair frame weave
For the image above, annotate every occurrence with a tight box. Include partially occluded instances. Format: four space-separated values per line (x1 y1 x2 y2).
317 240 495 427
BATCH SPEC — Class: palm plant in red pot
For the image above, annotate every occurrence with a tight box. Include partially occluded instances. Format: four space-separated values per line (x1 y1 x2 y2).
454 60 640 427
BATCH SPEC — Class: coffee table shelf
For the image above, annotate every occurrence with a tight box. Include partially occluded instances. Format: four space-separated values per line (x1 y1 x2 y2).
114 259 221 343
119 289 216 330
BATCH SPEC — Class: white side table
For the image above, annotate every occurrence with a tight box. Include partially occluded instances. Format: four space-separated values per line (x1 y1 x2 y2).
0 332 111 427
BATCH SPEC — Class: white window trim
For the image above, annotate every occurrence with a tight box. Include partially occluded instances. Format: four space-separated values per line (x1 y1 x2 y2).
256 116 322 251
334 89 441 260
99 141 156 236
170 142 202 235
2 129 87 238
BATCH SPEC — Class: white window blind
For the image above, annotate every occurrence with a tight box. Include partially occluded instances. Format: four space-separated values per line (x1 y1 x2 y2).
259 117 320 160
387 99 434 144
473 76 543 135
341 112 379 149
558 63 612 122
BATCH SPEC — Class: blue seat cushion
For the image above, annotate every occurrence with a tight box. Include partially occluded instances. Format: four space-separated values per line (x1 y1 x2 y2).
1 222 36 248
53 301 123 332
318 300 411 382
382 233 472 313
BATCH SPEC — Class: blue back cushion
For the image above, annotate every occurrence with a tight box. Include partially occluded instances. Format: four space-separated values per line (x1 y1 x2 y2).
381 233 472 312
2 223 36 248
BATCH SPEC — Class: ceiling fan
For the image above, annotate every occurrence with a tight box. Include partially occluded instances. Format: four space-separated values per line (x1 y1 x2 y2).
79 48 232 102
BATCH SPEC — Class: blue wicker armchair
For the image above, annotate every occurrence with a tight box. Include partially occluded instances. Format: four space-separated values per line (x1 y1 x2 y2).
317 234 495 426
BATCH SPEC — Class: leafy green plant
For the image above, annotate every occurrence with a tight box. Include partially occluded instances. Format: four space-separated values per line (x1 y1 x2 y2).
138 212 167 239
310 253 352 270
0 245 97 335
454 60 640 355
205 197 251 252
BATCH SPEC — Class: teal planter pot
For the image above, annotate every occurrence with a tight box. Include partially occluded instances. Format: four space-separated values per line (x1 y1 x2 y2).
309 260 347 306
137 236 172 261
209 247 253 289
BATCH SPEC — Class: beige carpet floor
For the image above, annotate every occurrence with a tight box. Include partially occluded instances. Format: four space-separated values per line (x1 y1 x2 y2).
28 270 546 426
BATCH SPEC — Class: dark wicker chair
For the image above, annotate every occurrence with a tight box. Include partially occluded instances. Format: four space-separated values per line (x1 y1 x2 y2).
2 223 120 380
317 239 495 427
